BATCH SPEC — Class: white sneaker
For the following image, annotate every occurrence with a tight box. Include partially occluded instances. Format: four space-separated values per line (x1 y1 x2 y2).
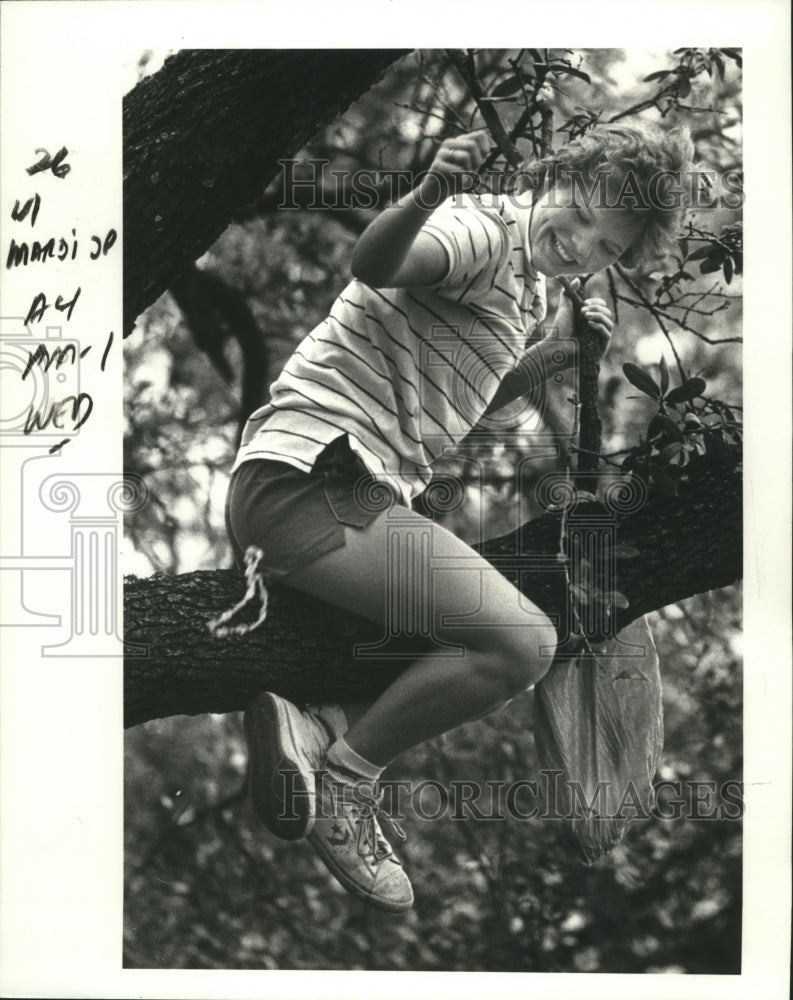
308 766 414 913
244 692 346 841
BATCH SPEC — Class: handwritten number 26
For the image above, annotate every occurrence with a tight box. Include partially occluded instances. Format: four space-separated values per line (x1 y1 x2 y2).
27 146 71 179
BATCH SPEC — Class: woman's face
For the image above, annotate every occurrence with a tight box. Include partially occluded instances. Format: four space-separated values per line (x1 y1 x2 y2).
528 174 644 276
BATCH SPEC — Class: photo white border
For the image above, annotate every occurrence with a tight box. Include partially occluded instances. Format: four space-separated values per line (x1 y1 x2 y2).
0 1 790 997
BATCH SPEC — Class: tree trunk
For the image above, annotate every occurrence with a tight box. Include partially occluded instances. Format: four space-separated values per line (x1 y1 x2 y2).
123 48 408 331
125 462 741 727
121 50 743 734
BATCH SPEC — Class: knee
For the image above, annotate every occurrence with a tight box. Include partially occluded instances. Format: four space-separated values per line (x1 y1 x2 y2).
471 620 557 695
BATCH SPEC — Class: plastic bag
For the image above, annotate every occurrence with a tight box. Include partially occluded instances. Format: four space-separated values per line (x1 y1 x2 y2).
533 615 663 864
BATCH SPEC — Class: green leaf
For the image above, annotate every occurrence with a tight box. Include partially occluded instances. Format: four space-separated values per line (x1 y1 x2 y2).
665 376 707 404
660 441 684 462
491 75 524 98
659 356 670 395
623 362 661 399
606 591 630 610
557 66 592 84
723 256 734 284
648 413 684 442
699 257 723 274
644 70 672 82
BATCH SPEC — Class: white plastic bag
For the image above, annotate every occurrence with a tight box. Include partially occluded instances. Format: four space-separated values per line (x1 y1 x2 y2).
533 616 663 864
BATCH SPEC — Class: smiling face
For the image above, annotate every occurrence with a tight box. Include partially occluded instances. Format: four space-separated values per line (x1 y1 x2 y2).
527 173 644 276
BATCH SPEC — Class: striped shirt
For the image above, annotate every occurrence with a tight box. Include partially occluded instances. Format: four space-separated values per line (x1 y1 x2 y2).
232 192 547 506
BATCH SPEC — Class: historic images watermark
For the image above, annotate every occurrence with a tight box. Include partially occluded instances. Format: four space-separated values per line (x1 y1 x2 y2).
275 770 745 824
0 316 147 654
277 159 745 213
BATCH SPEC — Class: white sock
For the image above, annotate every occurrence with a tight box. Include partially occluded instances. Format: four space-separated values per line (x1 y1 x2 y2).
326 736 383 782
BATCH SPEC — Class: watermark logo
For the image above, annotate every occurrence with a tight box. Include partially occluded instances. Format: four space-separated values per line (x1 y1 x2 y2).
0 317 86 444
274 771 745 825
275 159 744 212
0 316 148 655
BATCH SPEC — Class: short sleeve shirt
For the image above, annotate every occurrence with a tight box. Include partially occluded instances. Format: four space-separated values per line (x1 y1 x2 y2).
233 193 547 506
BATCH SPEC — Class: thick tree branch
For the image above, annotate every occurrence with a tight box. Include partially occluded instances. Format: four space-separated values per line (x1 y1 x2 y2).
125 461 741 727
123 48 408 333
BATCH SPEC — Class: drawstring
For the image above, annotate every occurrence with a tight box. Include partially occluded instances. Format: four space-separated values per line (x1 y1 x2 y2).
207 545 269 637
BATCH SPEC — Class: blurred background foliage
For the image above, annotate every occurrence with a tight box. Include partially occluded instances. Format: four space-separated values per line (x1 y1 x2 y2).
124 48 743 971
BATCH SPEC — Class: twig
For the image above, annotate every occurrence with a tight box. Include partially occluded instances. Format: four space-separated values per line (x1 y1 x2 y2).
447 49 523 170
569 444 630 469
614 264 687 378
606 267 619 325
539 108 554 157
615 294 742 345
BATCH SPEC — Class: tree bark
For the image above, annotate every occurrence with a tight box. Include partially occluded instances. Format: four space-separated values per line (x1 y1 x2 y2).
125 461 741 727
121 50 743 736
123 48 408 332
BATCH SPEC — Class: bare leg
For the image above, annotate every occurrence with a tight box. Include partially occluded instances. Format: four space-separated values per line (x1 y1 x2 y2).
336 701 371 729
283 505 557 767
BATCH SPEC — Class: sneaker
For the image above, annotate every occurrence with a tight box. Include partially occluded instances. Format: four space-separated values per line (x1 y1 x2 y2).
308 765 414 913
244 692 345 841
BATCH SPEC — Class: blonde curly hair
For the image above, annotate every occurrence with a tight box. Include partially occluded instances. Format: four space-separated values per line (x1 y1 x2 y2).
518 121 696 267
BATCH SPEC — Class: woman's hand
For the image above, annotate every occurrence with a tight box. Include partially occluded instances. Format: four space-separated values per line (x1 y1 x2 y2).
552 278 615 360
351 131 491 288
426 130 491 185
580 297 614 359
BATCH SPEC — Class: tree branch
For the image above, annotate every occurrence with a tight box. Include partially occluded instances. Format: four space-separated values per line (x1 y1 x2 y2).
123 48 408 333
572 292 602 494
125 461 741 727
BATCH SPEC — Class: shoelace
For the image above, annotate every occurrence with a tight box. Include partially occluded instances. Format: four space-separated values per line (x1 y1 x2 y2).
353 789 407 862
319 768 408 861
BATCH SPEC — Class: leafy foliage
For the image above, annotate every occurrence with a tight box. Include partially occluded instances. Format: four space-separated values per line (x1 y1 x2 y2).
124 591 742 971
619 360 741 499
124 47 743 970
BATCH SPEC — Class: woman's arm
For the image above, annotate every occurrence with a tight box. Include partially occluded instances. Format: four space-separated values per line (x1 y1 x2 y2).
350 131 490 289
483 336 573 416
551 278 614 356
484 286 615 417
